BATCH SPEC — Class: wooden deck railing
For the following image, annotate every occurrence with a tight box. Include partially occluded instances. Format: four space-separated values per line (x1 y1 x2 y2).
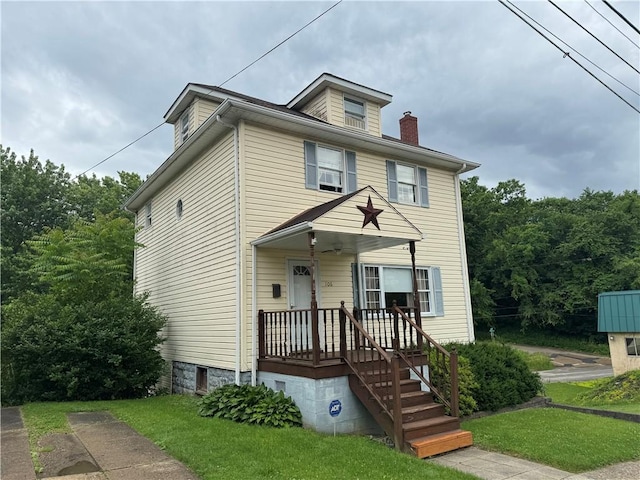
258 300 459 417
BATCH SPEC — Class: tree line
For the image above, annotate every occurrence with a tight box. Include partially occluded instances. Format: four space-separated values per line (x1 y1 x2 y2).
462 176 640 339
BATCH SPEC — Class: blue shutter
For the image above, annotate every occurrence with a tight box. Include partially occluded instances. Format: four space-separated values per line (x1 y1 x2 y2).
432 267 444 316
418 167 429 207
351 263 360 308
386 160 398 202
304 141 317 189
346 151 357 193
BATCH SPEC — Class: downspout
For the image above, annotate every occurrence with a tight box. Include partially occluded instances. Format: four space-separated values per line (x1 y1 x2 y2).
454 163 475 342
217 114 243 384
251 244 257 386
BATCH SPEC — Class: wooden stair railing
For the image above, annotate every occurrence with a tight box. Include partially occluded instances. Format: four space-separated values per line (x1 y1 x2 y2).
340 302 471 457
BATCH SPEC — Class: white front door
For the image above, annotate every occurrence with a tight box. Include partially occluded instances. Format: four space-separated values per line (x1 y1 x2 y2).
288 260 319 352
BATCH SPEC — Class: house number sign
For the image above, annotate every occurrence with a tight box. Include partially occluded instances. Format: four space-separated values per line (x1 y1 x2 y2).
329 399 342 417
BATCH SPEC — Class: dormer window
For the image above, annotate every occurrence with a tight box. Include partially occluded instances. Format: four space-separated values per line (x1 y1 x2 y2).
180 110 190 143
344 97 365 130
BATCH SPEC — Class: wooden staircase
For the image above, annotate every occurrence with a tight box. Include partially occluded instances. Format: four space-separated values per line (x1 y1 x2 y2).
348 362 473 458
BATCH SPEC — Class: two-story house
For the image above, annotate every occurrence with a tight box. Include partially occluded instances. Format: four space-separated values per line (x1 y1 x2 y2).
125 73 479 457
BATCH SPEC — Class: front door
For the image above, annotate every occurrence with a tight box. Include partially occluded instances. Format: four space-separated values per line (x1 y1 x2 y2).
288 260 319 352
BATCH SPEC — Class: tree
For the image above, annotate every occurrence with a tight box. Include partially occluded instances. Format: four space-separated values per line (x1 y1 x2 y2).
1 215 165 405
1 146 72 302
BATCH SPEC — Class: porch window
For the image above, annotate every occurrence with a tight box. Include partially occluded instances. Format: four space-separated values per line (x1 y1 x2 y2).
362 265 443 316
386 160 429 207
304 141 357 194
626 338 639 356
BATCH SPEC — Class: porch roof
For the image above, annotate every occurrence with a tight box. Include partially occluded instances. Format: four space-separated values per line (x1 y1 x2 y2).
252 186 423 254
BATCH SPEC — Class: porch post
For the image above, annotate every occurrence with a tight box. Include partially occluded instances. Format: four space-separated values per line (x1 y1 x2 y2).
309 232 320 365
409 241 423 350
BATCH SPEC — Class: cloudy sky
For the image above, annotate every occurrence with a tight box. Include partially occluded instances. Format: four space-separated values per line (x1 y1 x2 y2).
2 0 639 200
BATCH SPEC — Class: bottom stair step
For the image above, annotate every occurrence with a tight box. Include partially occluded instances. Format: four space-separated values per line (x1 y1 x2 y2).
409 429 473 458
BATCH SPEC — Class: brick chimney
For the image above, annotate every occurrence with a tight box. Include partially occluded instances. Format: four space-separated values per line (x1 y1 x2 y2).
399 111 419 146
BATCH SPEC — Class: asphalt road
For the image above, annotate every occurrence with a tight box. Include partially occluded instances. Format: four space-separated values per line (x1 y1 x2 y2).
512 345 614 383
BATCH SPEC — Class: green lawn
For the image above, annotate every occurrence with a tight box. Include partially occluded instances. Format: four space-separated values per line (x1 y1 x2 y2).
21 395 478 480
475 327 610 356
515 350 554 371
462 408 640 472
544 382 640 414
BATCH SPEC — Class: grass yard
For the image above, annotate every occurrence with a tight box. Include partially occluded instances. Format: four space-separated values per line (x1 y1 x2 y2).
21 395 478 480
515 350 554 371
544 381 640 414
462 408 640 472
475 327 610 356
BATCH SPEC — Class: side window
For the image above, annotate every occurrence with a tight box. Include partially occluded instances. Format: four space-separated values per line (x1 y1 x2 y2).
304 141 357 194
626 338 639 356
145 202 152 229
386 160 429 207
344 97 366 130
180 109 190 143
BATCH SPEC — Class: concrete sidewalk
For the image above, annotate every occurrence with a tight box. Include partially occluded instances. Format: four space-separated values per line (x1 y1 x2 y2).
429 446 640 480
1 408 198 480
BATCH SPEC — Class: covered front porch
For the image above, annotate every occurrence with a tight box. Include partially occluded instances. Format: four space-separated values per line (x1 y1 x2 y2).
250 187 469 456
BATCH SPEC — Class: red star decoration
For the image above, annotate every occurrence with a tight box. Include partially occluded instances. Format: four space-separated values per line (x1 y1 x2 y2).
357 195 383 230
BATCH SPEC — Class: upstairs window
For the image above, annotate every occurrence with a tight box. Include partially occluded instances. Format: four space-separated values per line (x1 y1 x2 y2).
344 97 366 130
180 110 190 143
304 141 357 194
386 160 429 207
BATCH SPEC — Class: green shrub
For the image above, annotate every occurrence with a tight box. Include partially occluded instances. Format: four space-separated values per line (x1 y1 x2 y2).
1 292 166 405
449 341 543 411
428 349 478 416
577 370 640 404
198 384 302 428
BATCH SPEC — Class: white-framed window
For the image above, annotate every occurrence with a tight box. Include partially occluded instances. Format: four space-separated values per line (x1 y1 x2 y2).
145 202 152 229
386 160 429 207
397 164 417 204
180 110 190 143
362 265 443 315
626 337 639 356
344 96 366 130
304 141 357 194
317 145 344 192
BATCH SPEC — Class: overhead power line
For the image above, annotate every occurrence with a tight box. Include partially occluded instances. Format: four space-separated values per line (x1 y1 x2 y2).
498 0 640 114
548 0 639 75
75 0 343 178
602 0 640 35
507 0 638 96
584 0 640 49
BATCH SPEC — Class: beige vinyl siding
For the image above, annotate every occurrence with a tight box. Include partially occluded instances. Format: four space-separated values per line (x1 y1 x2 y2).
300 90 328 122
135 132 237 369
194 97 220 128
366 102 382 137
241 123 471 361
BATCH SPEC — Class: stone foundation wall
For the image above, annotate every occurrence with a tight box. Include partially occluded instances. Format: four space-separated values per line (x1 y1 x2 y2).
171 361 250 394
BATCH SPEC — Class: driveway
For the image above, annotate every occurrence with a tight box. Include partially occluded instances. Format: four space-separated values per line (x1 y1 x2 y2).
512 345 614 383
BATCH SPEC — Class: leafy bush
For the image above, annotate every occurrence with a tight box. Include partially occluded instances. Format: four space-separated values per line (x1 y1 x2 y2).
198 384 302 428
1 292 166 405
428 349 478 416
448 341 543 411
577 370 640 404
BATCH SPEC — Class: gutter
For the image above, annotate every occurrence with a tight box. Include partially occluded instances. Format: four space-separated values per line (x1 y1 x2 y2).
454 163 475 342
216 114 243 385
